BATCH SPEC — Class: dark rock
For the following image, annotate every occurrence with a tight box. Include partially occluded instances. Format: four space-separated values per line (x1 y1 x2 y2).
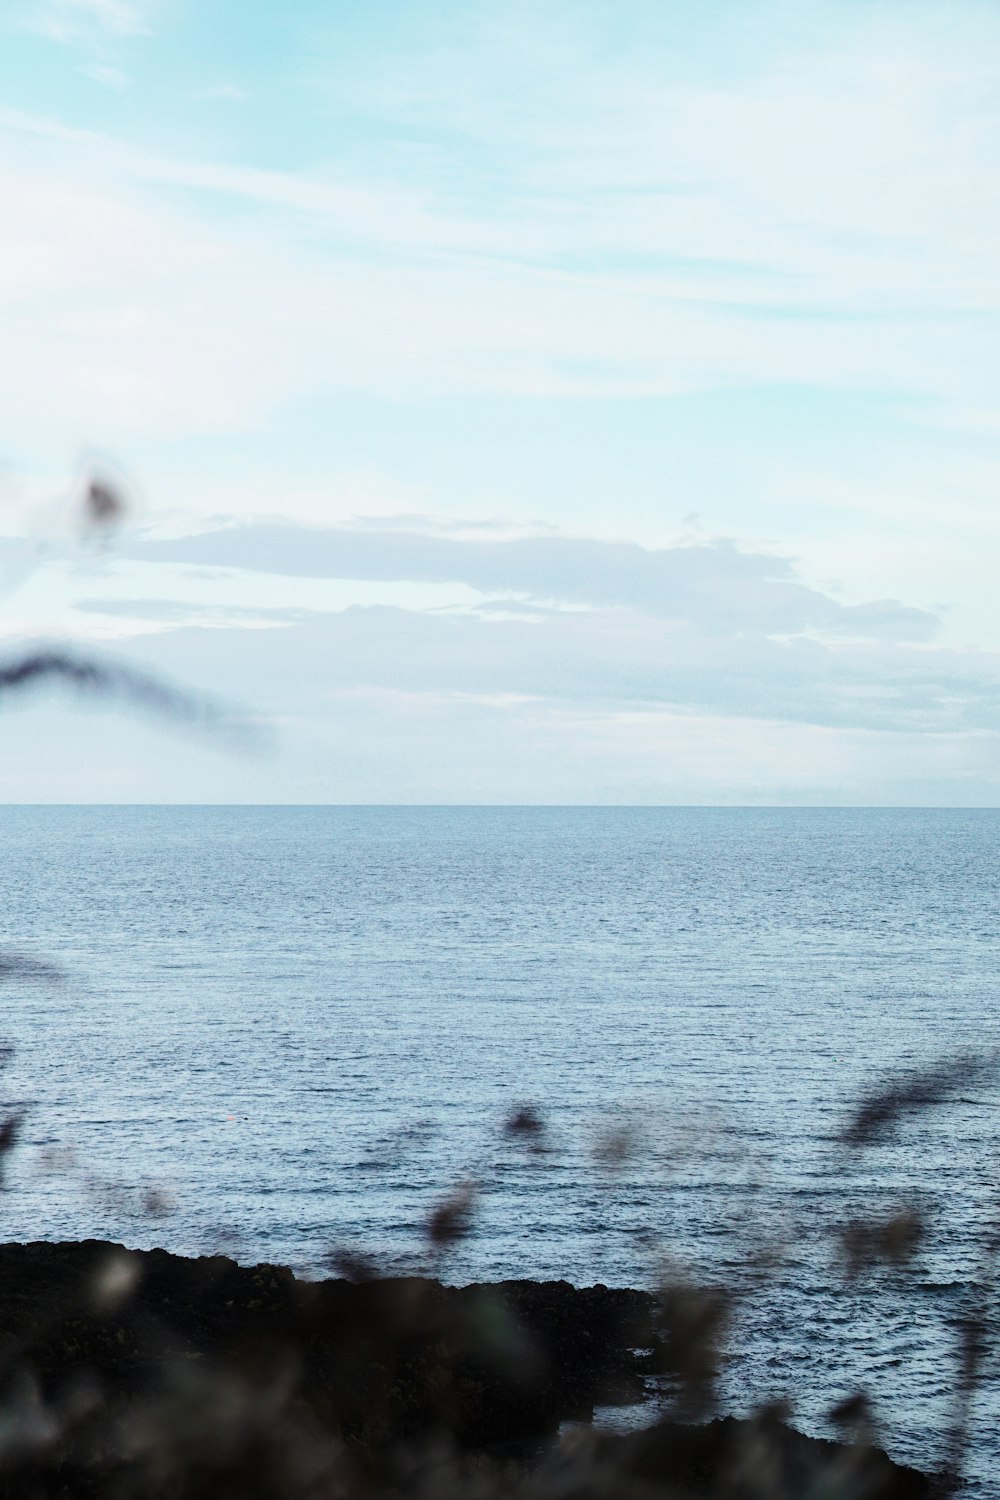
553 1414 939 1499
0 1239 938 1499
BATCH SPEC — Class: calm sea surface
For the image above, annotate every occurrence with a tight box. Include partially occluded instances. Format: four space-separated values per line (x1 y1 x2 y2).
0 805 998 1489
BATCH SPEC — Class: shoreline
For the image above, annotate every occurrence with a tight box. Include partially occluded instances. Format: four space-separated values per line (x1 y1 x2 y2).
0 1237 939 1497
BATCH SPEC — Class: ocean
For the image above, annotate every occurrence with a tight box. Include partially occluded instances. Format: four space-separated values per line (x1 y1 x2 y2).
0 804 997 1490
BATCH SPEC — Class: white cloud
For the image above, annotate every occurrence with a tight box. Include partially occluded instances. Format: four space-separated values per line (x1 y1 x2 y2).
44 601 997 803
31 0 154 43
124 523 941 644
81 61 128 88
3 511 1000 800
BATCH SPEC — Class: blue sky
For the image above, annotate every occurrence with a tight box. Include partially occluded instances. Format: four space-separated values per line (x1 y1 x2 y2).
1 0 1000 801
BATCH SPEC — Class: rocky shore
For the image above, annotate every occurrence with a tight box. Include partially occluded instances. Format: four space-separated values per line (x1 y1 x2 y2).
0 1239 938 1498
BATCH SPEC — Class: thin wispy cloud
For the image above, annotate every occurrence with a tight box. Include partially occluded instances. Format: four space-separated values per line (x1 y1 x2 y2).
81 61 127 88
30 0 154 44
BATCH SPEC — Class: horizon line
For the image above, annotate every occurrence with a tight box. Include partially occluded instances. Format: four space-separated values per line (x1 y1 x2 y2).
0 802 997 812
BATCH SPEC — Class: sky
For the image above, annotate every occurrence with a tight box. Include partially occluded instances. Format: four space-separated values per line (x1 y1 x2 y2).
1 0 1000 802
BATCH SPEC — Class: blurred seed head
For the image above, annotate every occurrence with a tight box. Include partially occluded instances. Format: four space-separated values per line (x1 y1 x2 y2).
756 1397 793 1425
323 1248 380 1283
0 647 265 751
593 1122 640 1169
142 1187 177 1218
841 1051 999 1148
957 1312 988 1384
504 1104 544 1139
84 476 127 531
427 1181 477 1247
0 951 64 985
829 1391 873 1436
840 1209 924 1279
0 1112 23 1188
37 1145 78 1174
74 459 135 546
90 1249 141 1313
656 1279 729 1415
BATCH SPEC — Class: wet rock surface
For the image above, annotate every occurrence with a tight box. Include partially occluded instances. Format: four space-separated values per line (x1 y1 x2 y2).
0 1240 937 1498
